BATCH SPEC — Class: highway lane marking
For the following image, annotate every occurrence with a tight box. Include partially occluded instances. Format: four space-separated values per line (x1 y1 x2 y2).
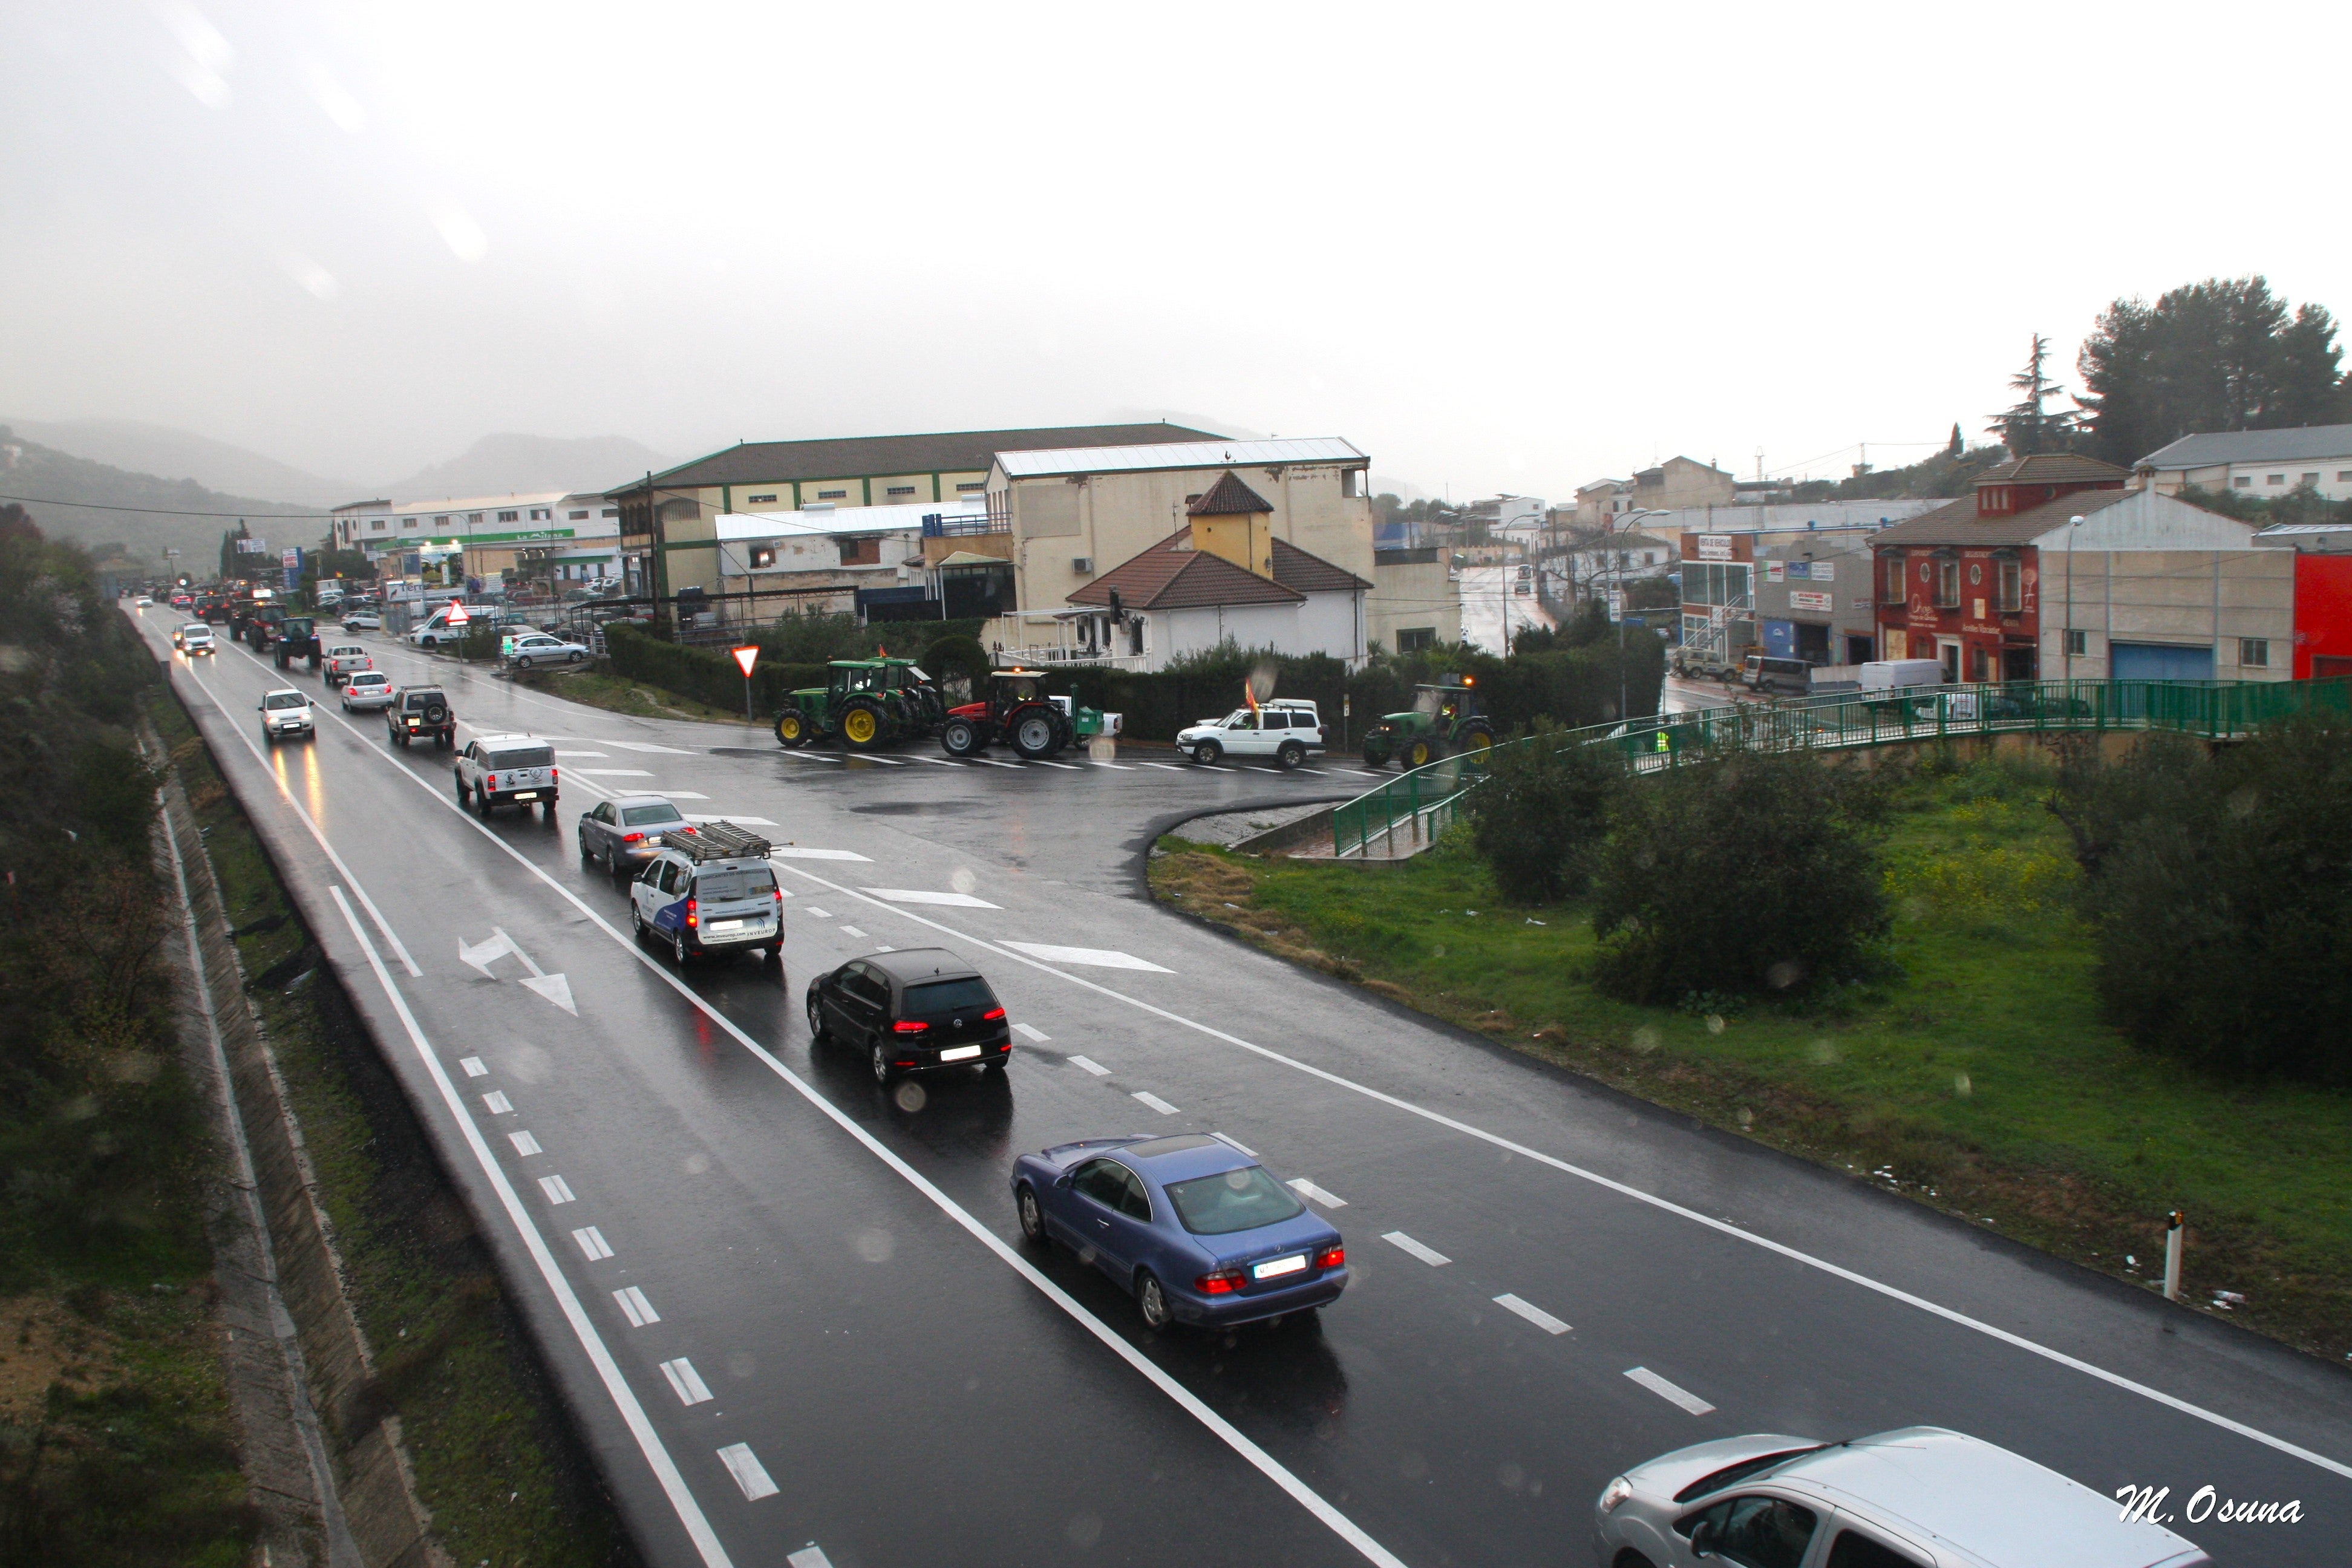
178 659 423 976
577 768 654 776
1381 1232 1450 1267
1133 1091 1180 1116
1067 1055 1110 1076
1030 759 1082 769
972 757 1024 769
510 1132 543 1156
539 1175 577 1204
1012 1022 1050 1042
1001 941 1172 973
595 739 694 754
804 907 833 919
852 754 907 765
1289 1179 1347 1209
904 754 963 766
687 815 776 826
861 887 1001 909
1141 762 1185 771
555 751 609 757
1625 1367 1715 1415
1212 1131 1258 1157
716 1444 777 1502
662 791 711 800
659 1358 715 1406
613 1286 660 1327
768 846 872 861
840 926 866 938
769 868 2352 1486
482 1091 514 1114
785 1545 833 1568
460 1057 488 1077
320 891 730 1568
775 751 843 763
1089 759 1135 769
1494 1294 1571 1335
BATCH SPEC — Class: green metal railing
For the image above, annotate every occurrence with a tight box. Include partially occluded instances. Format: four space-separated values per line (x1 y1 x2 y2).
1330 676 2352 858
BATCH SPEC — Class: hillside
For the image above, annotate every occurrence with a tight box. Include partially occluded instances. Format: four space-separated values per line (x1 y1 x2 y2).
0 426 318 566
385 433 673 500
0 416 356 506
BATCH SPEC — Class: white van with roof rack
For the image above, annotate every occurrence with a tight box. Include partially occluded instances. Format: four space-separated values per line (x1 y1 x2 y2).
628 821 783 972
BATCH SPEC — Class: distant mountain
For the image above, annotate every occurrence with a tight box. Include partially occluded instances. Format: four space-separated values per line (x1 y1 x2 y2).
0 425 317 567
1 416 356 506
384 433 674 501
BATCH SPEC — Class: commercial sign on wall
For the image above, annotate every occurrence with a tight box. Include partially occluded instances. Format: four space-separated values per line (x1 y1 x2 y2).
1789 589 1835 613
1696 534 1735 562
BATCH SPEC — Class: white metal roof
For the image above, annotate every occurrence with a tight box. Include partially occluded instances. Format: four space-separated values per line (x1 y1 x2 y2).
995 436 1365 480
2138 423 2352 469
713 497 986 541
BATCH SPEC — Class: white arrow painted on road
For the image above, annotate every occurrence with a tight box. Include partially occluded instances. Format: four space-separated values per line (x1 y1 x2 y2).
459 929 578 1014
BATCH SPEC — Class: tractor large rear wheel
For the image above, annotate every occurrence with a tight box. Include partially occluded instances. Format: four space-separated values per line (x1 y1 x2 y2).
774 708 810 748
1010 709 1058 760
840 697 889 752
1404 737 1440 769
1455 724 1495 754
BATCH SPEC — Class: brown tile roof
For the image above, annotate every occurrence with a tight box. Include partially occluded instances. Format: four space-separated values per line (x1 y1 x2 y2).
1973 452 2131 486
1871 487 2132 547
1185 471 1275 516
1269 536 1371 593
608 422 1222 495
1068 528 1305 611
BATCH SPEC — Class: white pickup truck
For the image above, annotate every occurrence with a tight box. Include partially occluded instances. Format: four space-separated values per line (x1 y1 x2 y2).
453 734 560 820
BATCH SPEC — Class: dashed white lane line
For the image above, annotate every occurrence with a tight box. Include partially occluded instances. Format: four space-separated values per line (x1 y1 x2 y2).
717 1443 778 1502
1212 1131 1257 1157
1133 1091 1180 1116
1030 758 1081 769
1296 766 1332 776
538 1174 577 1204
1089 759 1135 769
804 907 832 919
595 739 693 754
555 750 608 758
1382 1231 1450 1267
1067 1054 1110 1076
861 887 1001 909
613 1285 660 1327
1142 761 1186 771
1011 1022 1050 1042
661 791 710 800
785 1545 833 1568
776 751 841 763
459 1056 488 1077
509 1131 543 1156
572 1226 614 1261
840 926 866 938
1195 763 1239 773
769 846 872 861
1625 1367 1716 1414
577 768 653 777
1494 1293 1570 1335
659 1357 714 1406
904 754 963 766
1001 941 1172 973
972 757 1024 769
482 1091 514 1114
854 755 907 765
1288 1178 1347 1209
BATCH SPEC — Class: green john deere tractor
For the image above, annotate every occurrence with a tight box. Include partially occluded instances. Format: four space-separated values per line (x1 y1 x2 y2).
1358 676 1496 769
773 658 945 753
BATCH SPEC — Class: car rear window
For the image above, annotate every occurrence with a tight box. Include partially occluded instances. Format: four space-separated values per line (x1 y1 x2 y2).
902 978 995 1019
620 803 684 826
489 745 555 769
693 867 777 900
1165 1165 1306 1235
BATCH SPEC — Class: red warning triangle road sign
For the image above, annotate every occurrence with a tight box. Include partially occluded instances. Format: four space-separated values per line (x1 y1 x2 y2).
731 645 759 678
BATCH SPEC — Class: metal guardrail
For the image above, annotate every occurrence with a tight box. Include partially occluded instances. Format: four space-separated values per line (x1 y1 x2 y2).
1330 676 2352 860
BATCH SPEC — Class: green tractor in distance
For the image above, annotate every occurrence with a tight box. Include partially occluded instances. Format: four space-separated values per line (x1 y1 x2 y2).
1358 675 1496 769
773 658 944 753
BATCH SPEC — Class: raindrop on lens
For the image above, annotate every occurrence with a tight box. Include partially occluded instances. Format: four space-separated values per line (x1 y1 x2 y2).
893 1081 926 1113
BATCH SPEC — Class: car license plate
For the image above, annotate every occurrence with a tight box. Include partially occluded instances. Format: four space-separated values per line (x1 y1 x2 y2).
938 1045 982 1062
1252 1255 1307 1281
644 835 662 846
709 919 743 932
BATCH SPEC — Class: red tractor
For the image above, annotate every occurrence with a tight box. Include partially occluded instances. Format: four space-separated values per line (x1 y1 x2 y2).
939 668 1118 760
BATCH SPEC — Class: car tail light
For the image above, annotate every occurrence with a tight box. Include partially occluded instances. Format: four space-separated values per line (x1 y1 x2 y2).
982 1007 1006 1021
622 831 644 844
487 773 497 789
550 766 558 780
684 897 697 929
1195 1268 1246 1295
892 1019 929 1034
1315 1246 1345 1270
676 825 696 834
773 888 782 903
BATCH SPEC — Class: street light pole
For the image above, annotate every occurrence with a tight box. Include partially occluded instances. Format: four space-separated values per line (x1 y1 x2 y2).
2063 514 2084 684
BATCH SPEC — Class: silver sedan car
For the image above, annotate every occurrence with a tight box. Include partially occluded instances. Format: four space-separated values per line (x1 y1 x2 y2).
338 670 396 711
576 794 696 879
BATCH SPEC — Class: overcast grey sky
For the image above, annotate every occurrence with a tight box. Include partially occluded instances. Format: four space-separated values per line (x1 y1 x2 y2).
4 0 2347 498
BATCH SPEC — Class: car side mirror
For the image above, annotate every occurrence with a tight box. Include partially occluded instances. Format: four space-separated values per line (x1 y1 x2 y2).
1689 1520 1717 1560
1053 1172 1074 1190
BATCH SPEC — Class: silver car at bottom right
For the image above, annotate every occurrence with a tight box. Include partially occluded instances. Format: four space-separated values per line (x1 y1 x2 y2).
1593 1426 2209 1568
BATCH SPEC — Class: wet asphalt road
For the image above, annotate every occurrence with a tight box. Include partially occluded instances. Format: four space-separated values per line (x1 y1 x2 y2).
139 608 2352 1568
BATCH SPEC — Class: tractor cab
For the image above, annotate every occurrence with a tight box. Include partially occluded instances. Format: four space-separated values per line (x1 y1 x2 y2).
1360 675 1495 770
773 657 942 753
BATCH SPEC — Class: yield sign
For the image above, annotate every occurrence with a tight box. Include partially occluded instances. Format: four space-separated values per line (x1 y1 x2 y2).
730 645 759 678
446 600 471 626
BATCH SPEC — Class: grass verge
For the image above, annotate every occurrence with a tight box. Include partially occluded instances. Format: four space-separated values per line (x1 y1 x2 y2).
1151 759 2352 1359
147 685 635 1567
511 664 759 727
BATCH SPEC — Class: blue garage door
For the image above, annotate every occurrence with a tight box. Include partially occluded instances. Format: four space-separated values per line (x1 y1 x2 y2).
2111 642 2214 682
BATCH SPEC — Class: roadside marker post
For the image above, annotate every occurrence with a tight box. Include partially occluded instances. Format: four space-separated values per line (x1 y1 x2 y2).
731 645 759 723
2163 1210 2184 1301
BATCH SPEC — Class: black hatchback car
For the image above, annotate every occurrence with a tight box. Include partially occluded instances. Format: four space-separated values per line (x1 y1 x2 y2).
806 948 1011 1084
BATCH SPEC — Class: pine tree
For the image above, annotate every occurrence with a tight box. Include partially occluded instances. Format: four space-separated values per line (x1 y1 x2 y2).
1945 422 1964 459
1988 334 2079 457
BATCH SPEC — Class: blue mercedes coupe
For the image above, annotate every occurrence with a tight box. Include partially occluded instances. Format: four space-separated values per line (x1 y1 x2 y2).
1011 1133 1348 1330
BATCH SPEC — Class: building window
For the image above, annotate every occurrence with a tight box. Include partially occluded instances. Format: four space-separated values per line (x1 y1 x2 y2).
750 546 776 569
498 511 519 523
2239 638 2270 668
469 513 485 523
1343 469 1364 498
2233 475 2252 488
369 518 387 532
748 494 777 503
1396 627 1436 652
955 481 985 492
403 518 420 529
2065 629 2088 656
1969 645 1990 682
1884 554 1906 603
531 508 550 520
2339 471 2352 483
1936 559 1961 608
2267 474 2285 485
838 537 881 566
1968 562 1982 586
568 509 588 520
818 489 848 500
886 485 916 497
1996 558 2022 613
601 508 619 518
434 515 449 525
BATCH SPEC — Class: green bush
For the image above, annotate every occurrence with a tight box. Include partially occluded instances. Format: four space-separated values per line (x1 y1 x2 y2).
1589 748 1890 1003
1469 720 1624 903
2077 715 2352 1082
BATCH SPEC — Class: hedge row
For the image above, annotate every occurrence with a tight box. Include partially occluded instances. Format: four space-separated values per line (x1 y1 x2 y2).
604 625 830 713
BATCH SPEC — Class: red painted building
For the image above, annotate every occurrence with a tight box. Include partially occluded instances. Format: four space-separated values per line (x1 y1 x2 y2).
2295 552 2352 679
1869 454 2131 681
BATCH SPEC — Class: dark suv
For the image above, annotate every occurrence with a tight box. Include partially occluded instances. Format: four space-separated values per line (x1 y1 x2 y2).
387 685 455 748
806 947 1012 1084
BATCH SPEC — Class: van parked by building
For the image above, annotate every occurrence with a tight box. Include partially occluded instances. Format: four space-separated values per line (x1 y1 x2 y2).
1740 655 1812 696
1859 658 1943 692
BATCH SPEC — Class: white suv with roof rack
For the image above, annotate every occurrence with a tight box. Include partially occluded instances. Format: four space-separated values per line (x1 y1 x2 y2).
1175 699 1326 768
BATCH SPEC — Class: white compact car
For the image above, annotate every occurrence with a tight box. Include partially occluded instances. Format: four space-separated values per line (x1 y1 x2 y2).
181 624 216 656
259 688 315 744
340 670 394 711
341 610 382 631
1175 699 1326 768
505 632 589 669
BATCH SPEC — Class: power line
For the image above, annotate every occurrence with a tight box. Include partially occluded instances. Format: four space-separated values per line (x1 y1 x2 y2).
0 492 326 518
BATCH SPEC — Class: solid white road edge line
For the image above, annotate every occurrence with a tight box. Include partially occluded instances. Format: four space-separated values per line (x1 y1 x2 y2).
280 691 1413 1568
770 867 2352 1485
324 887 733 1568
